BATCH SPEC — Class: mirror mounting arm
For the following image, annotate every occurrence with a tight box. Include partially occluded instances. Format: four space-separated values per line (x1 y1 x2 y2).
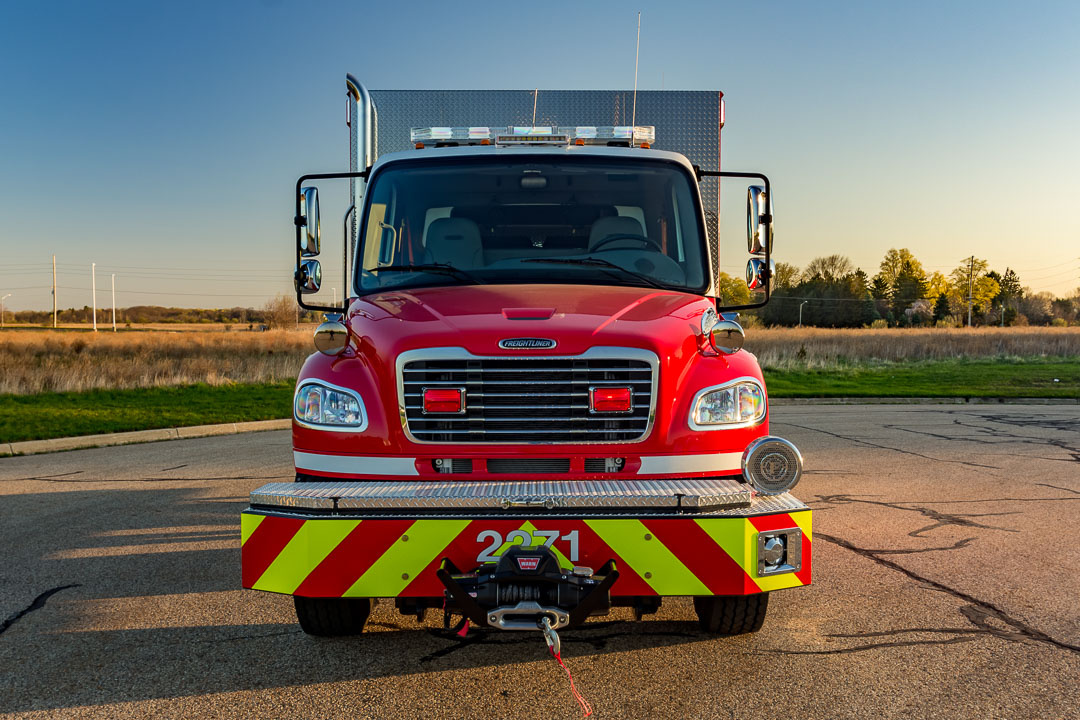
294 170 370 314
696 168 773 312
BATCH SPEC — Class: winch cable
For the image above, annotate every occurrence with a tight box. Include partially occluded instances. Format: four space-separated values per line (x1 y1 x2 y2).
539 616 593 717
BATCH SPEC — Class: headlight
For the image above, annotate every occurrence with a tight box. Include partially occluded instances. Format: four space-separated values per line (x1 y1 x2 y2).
690 379 766 429
294 381 367 430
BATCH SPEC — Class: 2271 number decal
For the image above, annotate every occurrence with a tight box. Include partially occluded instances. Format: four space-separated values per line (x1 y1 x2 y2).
476 529 579 563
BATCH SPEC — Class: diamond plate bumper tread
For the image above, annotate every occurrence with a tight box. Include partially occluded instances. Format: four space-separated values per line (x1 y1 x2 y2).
249 478 756 512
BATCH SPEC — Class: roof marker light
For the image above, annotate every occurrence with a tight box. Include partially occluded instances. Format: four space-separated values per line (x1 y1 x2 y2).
408 125 656 148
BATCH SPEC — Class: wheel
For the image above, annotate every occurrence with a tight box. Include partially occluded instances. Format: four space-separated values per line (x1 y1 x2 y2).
294 596 372 636
693 593 769 635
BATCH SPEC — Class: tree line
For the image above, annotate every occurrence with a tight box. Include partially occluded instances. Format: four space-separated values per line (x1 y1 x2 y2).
8 300 321 328
719 249 1078 327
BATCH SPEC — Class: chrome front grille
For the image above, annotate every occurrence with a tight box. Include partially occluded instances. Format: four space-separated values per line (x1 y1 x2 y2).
399 348 656 444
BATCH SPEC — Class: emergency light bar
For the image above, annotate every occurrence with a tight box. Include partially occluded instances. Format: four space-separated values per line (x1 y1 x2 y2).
409 125 656 148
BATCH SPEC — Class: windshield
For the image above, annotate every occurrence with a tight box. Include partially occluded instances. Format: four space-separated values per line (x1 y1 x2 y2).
354 156 708 295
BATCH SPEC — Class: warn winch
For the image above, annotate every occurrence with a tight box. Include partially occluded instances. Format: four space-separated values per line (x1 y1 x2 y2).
438 544 619 631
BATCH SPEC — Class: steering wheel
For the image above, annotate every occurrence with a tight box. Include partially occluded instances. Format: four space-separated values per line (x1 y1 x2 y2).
590 233 664 253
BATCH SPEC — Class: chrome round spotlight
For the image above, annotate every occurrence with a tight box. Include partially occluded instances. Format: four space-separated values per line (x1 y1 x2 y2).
742 436 803 495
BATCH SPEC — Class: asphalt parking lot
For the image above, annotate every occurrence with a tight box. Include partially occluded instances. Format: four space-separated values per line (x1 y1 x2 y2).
1 404 1078 719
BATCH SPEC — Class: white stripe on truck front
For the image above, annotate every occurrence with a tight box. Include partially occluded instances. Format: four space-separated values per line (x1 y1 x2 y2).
295 451 742 477
294 452 419 476
636 452 742 475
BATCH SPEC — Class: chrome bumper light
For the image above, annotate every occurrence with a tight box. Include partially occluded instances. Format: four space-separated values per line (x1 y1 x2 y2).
742 436 803 495
757 528 803 576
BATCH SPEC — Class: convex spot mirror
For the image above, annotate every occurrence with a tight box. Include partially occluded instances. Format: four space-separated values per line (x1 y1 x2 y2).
709 319 745 355
314 316 349 356
300 186 321 257
745 257 774 291
295 259 322 294
746 185 772 255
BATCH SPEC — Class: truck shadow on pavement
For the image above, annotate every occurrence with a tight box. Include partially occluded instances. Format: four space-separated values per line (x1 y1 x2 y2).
1 613 715 713
0 483 720 714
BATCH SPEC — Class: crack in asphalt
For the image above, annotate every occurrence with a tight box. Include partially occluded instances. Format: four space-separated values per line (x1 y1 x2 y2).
811 494 1020 537
1037 483 1080 495
7 471 85 481
815 532 1080 656
773 421 1000 469
765 634 980 655
942 412 1080 463
854 537 977 555
0 585 81 636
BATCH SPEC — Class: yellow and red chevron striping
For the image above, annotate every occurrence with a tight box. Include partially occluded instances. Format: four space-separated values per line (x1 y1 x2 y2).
240 511 811 598
294 518 414 597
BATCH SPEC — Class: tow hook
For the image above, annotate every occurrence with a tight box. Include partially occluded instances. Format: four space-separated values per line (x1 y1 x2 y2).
538 615 561 656
436 545 619 631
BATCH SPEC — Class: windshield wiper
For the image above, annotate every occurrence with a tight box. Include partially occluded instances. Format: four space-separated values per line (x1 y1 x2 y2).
369 263 485 285
521 257 673 290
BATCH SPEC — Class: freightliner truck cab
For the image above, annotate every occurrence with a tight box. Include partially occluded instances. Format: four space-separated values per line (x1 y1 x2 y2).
241 77 810 638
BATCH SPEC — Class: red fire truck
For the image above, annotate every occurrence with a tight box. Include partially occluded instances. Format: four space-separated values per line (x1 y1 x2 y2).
241 77 810 639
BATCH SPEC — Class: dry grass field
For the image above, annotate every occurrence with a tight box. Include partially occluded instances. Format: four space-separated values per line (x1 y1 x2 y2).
746 326 1080 369
0 330 313 395
0 326 1076 396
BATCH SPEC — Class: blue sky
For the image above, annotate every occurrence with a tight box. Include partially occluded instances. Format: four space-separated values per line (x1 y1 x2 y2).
1 0 1078 311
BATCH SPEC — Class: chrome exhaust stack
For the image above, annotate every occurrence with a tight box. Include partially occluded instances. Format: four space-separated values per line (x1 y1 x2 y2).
345 75 378 269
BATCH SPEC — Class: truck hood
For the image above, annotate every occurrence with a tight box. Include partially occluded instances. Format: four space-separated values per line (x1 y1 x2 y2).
347 284 712 358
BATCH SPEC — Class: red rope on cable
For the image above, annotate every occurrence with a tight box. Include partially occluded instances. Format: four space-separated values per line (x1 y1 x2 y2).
551 649 593 717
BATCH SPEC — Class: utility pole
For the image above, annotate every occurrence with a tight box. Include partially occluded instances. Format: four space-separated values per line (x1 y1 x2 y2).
92 262 97 332
1 293 10 329
111 274 116 332
52 255 58 328
966 255 974 328
799 300 808 328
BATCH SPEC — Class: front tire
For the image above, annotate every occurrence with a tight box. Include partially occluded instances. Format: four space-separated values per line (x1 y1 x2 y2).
694 593 769 635
294 596 372 636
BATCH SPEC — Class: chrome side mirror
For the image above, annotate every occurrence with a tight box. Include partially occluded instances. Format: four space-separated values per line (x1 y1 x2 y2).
300 186 321 257
295 259 322 294
314 315 349 356
746 186 772 254
745 257 774 290
709 319 745 355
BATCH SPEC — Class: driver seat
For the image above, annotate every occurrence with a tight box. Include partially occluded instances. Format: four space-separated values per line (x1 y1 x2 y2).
587 216 647 252
425 218 483 268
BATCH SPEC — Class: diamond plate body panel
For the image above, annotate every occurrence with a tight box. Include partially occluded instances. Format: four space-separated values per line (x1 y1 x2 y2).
249 477 753 513
367 90 722 287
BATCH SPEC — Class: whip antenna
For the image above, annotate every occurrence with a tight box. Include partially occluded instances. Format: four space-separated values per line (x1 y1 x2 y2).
632 11 641 127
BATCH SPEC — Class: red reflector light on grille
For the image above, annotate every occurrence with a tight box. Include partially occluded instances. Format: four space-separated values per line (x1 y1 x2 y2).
590 387 632 413
423 387 464 413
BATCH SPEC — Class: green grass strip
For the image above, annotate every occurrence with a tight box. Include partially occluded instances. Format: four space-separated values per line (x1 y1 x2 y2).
0 382 293 444
1 359 1076 445
764 359 1079 398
